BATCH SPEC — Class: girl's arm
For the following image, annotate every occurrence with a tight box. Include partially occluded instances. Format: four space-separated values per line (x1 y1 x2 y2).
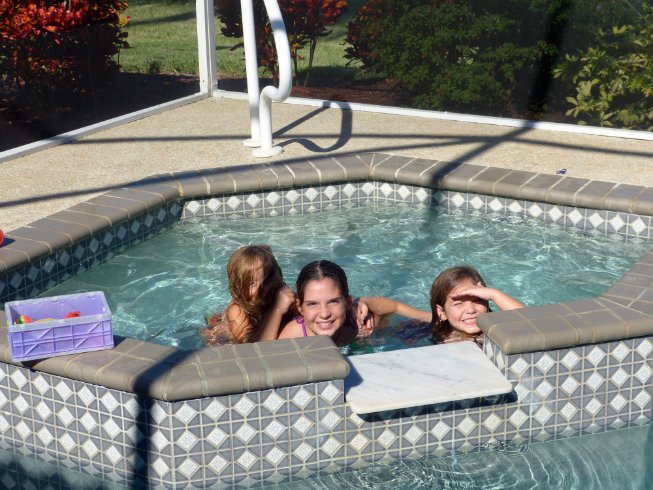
250 285 296 342
360 296 432 323
452 285 525 311
225 303 254 343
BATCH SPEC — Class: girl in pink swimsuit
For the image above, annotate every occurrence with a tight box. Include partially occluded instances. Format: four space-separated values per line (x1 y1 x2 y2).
278 260 431 346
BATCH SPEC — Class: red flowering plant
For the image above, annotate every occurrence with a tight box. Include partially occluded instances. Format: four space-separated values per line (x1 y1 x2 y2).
216 0 347 85
0 0 129 106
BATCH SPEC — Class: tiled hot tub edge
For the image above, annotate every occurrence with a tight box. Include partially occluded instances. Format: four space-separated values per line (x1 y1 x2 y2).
0 152 652 487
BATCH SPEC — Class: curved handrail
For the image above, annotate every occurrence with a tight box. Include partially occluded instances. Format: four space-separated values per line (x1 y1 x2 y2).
240 0 292 157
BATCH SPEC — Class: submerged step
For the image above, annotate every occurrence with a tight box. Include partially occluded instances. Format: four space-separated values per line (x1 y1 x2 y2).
344 342 513 414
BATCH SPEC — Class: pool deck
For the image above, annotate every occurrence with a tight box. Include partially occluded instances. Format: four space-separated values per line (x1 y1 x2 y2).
2 94 653 233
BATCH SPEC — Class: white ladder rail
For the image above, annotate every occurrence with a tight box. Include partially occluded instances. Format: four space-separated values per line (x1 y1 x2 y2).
240 0 292 157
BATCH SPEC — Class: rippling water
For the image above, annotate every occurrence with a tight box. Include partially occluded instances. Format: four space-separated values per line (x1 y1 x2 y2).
1 424 650 489
273 425 652 490
41 205 650 351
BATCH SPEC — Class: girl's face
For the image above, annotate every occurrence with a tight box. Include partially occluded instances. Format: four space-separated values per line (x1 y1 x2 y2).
436 278 488 335
298 278 351 337
248 259 265 299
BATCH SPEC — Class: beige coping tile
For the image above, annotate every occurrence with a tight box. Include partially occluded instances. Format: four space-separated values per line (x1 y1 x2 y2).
232 342 259 360
25 218 93 245
561 313 594 345
193 344 240 363
0 247 30 273
6 227 71 254
96 355 169 394
545 176 590 205
369 154 414 182
602 183 645 212
31 353 71 374
370 153 394 166
267 161 296 188
560 299 607 314
307 157 347 183
49 208 107 234
122 340 179 362
198 167 236 195
628 300 653 316
228 165 265 192
0 238 50 265
418 160 457 188
585 310 628 344
519 174 564 202
601 282 647 301
84 195 148 220
625 262 653 278
492 170 537 197
255 338 302 355
67 202 129 227
511 303 573 320
477 309 527 331
203 358 247 394
63 350 122 383
486 322 546 355
638 289 653 303
300 349 350 380
284 160 322 186
171 170 211 198
573 180 617 209
529 318 580 350
396 157 440 186
162 363 205 400
467 167 513 196
237 356 270 391
124 182 180 203
615 272 653 288
611 307 653 337
330 154 371 180
105 188 167 210
261 352 310 386
255 166 282 189
630 187 653 215
438 163 487 192
635 249 653 265
597 296 631 308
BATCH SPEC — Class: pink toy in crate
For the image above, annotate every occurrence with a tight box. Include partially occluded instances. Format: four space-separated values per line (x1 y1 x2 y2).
5 291 114 362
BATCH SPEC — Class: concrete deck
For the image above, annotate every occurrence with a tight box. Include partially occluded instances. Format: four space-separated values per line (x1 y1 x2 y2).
2 94 653 233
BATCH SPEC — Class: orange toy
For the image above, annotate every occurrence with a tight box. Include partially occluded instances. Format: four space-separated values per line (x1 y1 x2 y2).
0 228 4 246
64 311 81 318
16 315 34 324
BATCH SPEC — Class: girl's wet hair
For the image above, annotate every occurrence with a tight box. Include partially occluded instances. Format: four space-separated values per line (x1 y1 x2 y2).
296 260 350 302
429 265 487 343
227 245 285 341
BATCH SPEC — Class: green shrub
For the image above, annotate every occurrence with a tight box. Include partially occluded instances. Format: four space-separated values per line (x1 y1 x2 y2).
344 0 641 116
554 3 653 130
0 0 129 106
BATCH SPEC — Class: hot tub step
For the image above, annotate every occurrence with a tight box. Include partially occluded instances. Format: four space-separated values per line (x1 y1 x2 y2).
344 342 512 414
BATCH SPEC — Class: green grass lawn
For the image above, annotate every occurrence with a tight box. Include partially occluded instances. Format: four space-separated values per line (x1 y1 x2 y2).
120 0 363 80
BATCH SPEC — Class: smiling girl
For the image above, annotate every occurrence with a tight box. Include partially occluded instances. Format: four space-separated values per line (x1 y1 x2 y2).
278 260 430 346
430 266 524 346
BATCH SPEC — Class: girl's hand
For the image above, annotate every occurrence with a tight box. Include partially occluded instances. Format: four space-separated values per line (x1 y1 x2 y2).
354 300 375 337
451 282 525 311
274 284 296 313
451 283 494 302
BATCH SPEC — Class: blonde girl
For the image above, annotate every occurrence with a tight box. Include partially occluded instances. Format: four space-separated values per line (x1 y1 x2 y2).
202 245 295 345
